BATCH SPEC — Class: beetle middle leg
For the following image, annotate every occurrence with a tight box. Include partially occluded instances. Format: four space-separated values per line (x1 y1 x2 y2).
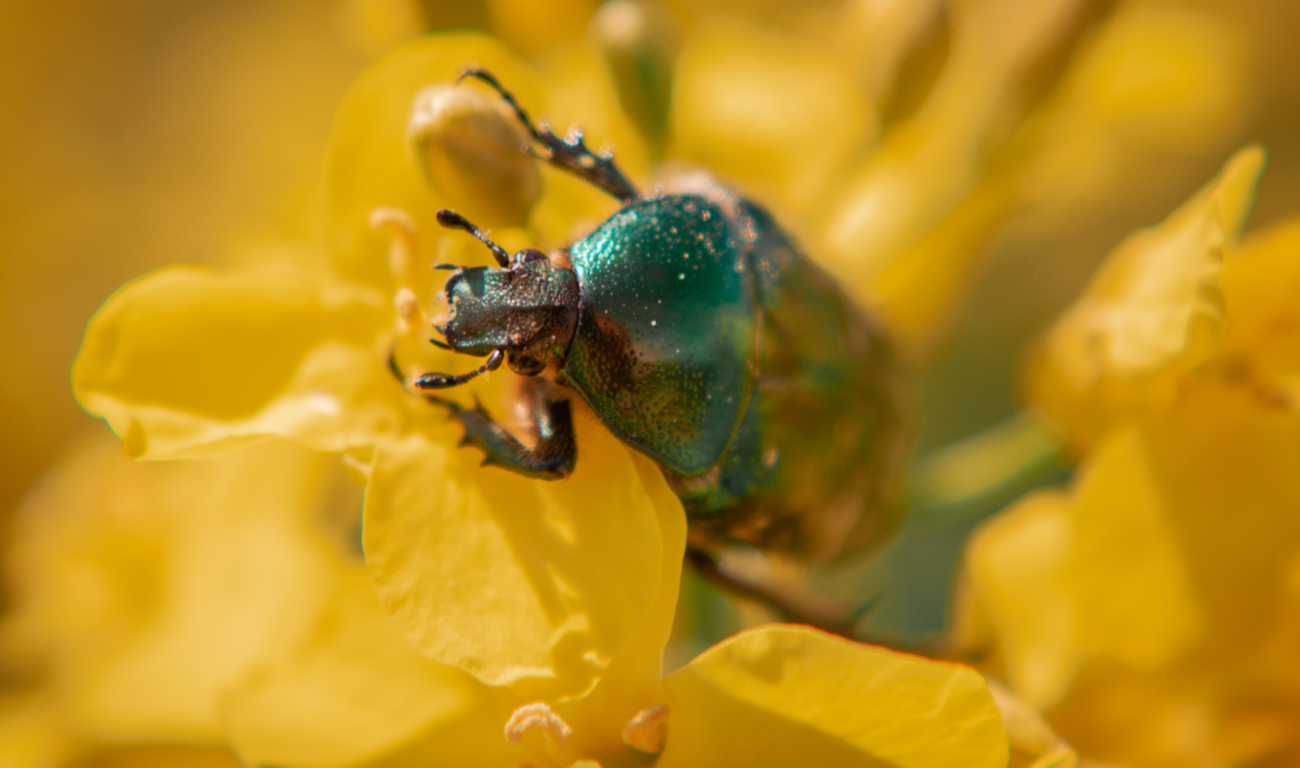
684 545 856 637
458 67 639 204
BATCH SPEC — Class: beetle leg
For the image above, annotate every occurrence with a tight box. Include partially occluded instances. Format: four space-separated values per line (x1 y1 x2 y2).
458 67 639 204
447 382 576 480
390 347 577 480
684 545 857 638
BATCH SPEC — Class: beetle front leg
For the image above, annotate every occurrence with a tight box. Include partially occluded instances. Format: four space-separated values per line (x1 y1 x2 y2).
442 394 576 480
389 348 576 479
420 389 576 485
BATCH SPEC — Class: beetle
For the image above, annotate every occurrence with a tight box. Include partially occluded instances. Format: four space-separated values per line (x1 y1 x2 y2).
400 68 908 576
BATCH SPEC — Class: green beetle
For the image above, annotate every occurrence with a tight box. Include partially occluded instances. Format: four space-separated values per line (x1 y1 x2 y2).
405 69 908 567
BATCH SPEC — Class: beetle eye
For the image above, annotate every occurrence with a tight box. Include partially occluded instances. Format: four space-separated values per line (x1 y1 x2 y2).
520 249 548 263
510 355 545 376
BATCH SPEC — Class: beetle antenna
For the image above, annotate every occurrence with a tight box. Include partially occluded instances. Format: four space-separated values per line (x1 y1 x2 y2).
436 210 510 268
413 348 505 390
457 66 639 203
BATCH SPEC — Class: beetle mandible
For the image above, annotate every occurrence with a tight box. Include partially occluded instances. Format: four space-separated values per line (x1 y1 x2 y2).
401 68 908 569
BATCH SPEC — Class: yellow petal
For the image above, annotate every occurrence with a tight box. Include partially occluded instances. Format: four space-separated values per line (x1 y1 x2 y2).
73 265 401 460
1020 4 1248 212
815 0 1092 282
1063 428 1201 670
836 0 945 100
483 0 598 57
77 747 247 768
1139 377 1300 664
1071 4 1245 152
223 565 514 768
1027 145 1265 450
1220 216 1300 409
324 33 543 292
6 435 341 742
556 452 686 766
362 415 684 701
659 625 1008 768
671 18 874 215
0 691 75 768
866 174 1019 350
962 490 1078 708
334 0 425 57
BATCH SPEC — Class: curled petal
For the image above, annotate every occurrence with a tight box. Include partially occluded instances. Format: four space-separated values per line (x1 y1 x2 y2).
1028 145 1265 449
73 266 400 460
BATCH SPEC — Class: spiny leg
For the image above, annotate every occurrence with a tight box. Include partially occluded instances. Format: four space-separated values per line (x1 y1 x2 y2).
437 379 576 481
459 67 639 204
391 348 576 480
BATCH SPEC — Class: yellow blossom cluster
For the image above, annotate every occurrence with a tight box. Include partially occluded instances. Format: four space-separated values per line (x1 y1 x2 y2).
2 0 1294 767
958 145 1300 766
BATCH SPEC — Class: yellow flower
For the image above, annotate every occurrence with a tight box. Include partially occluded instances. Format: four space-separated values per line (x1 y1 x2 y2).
956 150 1300 765
0 434 352 765
1 430 1011 768
240 447 1011 768
1026 146 1266 454
0 0 380 536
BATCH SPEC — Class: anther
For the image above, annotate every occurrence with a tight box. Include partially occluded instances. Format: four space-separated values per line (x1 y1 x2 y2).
504 702 573 748
621 703 669 754
394 287 421 327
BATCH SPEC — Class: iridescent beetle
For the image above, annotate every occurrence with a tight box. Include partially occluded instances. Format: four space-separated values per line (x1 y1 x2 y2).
402 69 908 590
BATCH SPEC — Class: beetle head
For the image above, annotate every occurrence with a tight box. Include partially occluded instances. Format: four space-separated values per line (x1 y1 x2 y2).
438 257 579 372
414 210 580 391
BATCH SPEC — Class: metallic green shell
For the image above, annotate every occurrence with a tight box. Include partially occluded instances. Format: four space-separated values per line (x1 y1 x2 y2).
562 190 907 560
681 196 908 559
561 195 756 475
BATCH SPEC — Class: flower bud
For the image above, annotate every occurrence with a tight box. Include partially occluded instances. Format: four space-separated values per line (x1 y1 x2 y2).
407 84 541 227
